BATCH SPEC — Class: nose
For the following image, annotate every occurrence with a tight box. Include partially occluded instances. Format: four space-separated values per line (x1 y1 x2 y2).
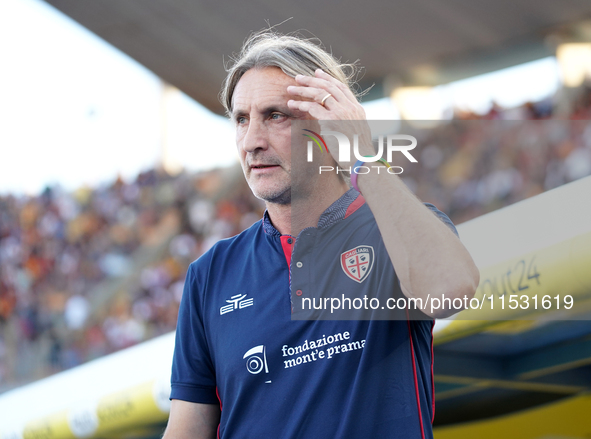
241 118 269 154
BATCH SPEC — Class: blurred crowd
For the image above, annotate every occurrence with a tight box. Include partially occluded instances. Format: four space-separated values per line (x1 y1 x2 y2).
0 167 263 389
1 85 590 391
406 86 591 223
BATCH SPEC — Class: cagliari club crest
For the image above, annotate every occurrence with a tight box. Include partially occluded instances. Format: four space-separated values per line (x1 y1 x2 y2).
341 245 374 283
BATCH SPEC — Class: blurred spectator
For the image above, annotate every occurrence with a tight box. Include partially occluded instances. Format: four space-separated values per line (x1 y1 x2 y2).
64 295 90 330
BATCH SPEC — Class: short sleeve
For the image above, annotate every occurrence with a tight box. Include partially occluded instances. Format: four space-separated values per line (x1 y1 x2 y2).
170 261 219 404
424 203 458 237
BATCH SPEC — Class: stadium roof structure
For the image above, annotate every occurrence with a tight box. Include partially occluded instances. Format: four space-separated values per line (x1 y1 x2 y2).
44 0 591 114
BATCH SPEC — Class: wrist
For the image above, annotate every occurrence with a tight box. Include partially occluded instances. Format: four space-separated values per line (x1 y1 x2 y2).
350 157 392 192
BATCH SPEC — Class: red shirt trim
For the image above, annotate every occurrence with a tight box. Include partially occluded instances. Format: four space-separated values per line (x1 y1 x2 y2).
344 194 365 218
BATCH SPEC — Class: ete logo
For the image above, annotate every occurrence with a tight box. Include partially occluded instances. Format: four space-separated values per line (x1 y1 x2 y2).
341 245 374 283
220 294 254 315
304 129 418 163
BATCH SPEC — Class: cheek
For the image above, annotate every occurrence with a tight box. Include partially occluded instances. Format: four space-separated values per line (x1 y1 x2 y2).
235 133 245 157
273 128 294 155
277 140 293 161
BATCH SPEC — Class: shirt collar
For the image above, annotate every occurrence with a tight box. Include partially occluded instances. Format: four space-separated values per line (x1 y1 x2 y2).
262 188 361 236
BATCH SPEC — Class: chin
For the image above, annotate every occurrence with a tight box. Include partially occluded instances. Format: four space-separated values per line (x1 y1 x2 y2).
251 185 292 205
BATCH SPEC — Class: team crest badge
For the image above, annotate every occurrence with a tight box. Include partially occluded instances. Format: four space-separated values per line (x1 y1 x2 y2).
341 246 374 283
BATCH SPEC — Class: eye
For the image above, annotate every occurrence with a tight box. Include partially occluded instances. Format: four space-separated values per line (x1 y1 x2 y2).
270 112 286 121
236 116 247 125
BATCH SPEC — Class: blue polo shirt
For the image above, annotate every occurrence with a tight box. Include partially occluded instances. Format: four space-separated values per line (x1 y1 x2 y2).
171 189 456 438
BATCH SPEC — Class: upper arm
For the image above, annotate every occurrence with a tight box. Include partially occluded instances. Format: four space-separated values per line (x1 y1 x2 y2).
399 203 468 318
162 399 220 439
399 203 458 304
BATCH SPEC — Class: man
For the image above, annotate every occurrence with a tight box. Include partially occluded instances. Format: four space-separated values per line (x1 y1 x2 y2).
163 32 479 439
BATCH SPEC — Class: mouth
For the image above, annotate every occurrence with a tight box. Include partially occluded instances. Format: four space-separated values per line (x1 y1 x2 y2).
250 164 280 171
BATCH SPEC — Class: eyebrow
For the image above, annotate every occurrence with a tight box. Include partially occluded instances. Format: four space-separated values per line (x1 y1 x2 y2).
232 104 296 121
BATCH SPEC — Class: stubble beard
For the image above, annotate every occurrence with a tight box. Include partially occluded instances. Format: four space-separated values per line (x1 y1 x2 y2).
252 184 292 205
245 170 292 206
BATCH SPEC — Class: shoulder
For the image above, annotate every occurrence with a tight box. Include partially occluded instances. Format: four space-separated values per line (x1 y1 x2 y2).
344 200 458 237
187 218 264 275
182 219 264 307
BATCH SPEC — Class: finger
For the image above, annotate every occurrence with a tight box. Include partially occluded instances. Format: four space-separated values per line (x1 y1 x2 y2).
294 74 347 103
314 69 358 104
287 99 331 120
286 85 325 101
287 86 337 108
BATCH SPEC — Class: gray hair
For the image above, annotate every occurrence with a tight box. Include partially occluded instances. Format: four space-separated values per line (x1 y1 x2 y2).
220 31 362 116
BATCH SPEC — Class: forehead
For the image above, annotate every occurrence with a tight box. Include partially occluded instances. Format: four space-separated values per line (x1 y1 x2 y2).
232 67 296 112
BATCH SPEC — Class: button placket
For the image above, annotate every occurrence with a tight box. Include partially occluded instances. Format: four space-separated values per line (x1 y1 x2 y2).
291 229 317 314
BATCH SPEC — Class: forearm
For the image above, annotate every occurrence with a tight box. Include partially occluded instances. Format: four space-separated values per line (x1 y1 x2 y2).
357 171 480 318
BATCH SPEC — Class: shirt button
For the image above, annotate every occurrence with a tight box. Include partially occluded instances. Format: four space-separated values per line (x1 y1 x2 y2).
287 238 293 244
296 262 303 268
296 289 303 296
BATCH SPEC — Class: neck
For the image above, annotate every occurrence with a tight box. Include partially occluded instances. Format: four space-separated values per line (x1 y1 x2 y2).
266 179 349 236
